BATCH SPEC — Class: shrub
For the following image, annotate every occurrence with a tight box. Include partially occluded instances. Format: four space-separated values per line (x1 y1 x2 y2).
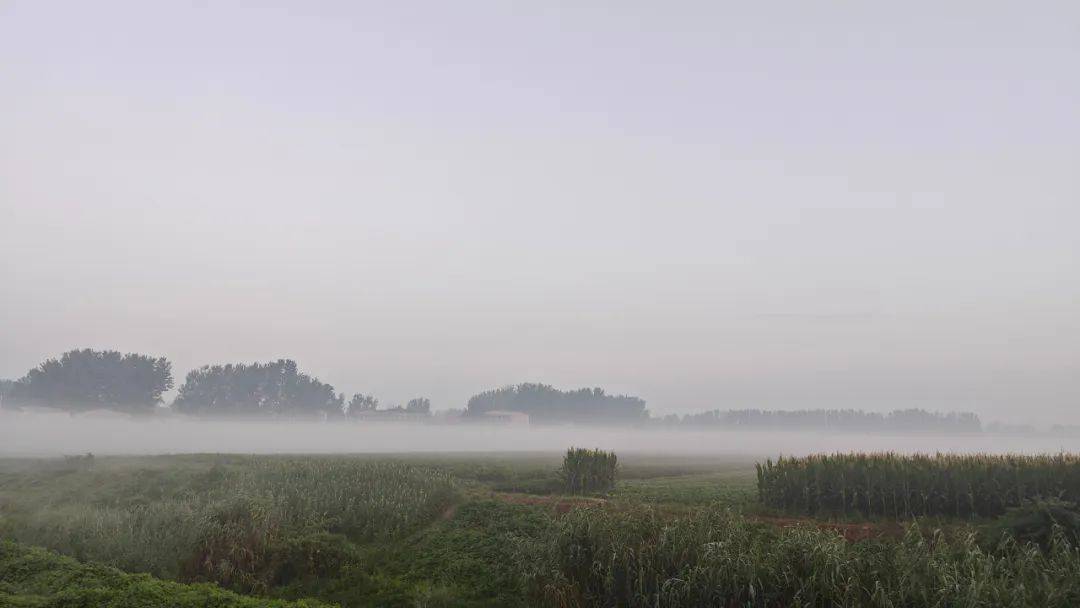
983 497 1080 550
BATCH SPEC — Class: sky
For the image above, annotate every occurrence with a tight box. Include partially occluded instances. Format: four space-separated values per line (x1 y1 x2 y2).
1 1 1078 424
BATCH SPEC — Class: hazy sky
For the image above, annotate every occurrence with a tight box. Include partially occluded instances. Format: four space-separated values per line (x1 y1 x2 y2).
2 2 1078 424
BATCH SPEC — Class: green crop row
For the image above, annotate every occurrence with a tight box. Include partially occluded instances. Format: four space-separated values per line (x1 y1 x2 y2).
756 452 1080 517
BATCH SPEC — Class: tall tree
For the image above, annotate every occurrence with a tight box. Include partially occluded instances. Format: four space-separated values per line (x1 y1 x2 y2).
7 349 173 413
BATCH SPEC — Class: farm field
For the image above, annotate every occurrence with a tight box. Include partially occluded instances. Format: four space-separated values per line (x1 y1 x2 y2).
2 452 1080 607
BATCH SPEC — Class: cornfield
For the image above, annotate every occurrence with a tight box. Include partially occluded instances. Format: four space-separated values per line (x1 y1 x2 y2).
560 448 617 494
756 452 1080 517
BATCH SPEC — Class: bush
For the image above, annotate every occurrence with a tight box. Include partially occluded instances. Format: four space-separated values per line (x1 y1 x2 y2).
983 497 1080 550
559 448 617 495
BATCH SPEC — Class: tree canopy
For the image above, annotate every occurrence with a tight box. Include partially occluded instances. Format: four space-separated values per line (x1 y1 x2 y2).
466 383 647 424
6 349 173 413
172 359 343 418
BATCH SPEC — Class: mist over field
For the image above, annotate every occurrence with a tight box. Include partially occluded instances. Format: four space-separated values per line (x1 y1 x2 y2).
3 3 1079 428
2 3 1080 606
4 409 1079 459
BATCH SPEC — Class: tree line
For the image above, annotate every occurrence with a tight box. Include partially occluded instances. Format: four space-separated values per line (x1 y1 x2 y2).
0 349 427 419
664 407 982 433
465 382 648 424
1 349 985 432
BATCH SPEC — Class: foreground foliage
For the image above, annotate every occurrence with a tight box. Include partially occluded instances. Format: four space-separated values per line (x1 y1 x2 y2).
757 452 1080 517
0 457 455 595
0 540 327 607
521 504 1080 607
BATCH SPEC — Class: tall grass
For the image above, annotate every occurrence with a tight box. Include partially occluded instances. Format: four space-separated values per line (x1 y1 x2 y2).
756 452 1080 517
559 448 617 494
0 457 456 591
234 458 456 539
519 504 1080 607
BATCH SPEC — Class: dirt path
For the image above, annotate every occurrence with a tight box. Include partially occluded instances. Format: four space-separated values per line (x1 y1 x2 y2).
440 503 458 520
484 491 905 541
751 515 906 541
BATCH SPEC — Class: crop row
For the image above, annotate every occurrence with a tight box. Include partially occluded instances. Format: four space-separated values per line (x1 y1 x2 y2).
756 452 1080 517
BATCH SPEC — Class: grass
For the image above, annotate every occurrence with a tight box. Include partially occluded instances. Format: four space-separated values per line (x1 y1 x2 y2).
611 471 756 508
0 455 456 594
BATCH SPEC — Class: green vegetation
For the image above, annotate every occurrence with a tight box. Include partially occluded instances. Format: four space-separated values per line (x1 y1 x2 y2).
983 497 1080 550
0 539 327 607
525 505 1080 607
559 448 617 495
611 471 756 507
4 452 1080 607
0 456 455 597
757 452 1080 517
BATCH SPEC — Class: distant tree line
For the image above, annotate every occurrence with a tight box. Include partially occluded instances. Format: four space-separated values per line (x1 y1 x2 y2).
465 383 648 424
2 349 431 420
665 408 982 433
1 349 985 433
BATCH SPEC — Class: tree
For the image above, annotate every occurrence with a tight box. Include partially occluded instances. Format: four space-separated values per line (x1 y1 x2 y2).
347 393 379 417
172 359 343 418
0 379 13 410
405 397 431 415
6 349 173 413
673 408 983 433
465 383 647 424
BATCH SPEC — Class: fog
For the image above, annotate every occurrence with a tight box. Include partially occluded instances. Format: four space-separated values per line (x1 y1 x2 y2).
2 2 1079 426
4 409 1079 459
